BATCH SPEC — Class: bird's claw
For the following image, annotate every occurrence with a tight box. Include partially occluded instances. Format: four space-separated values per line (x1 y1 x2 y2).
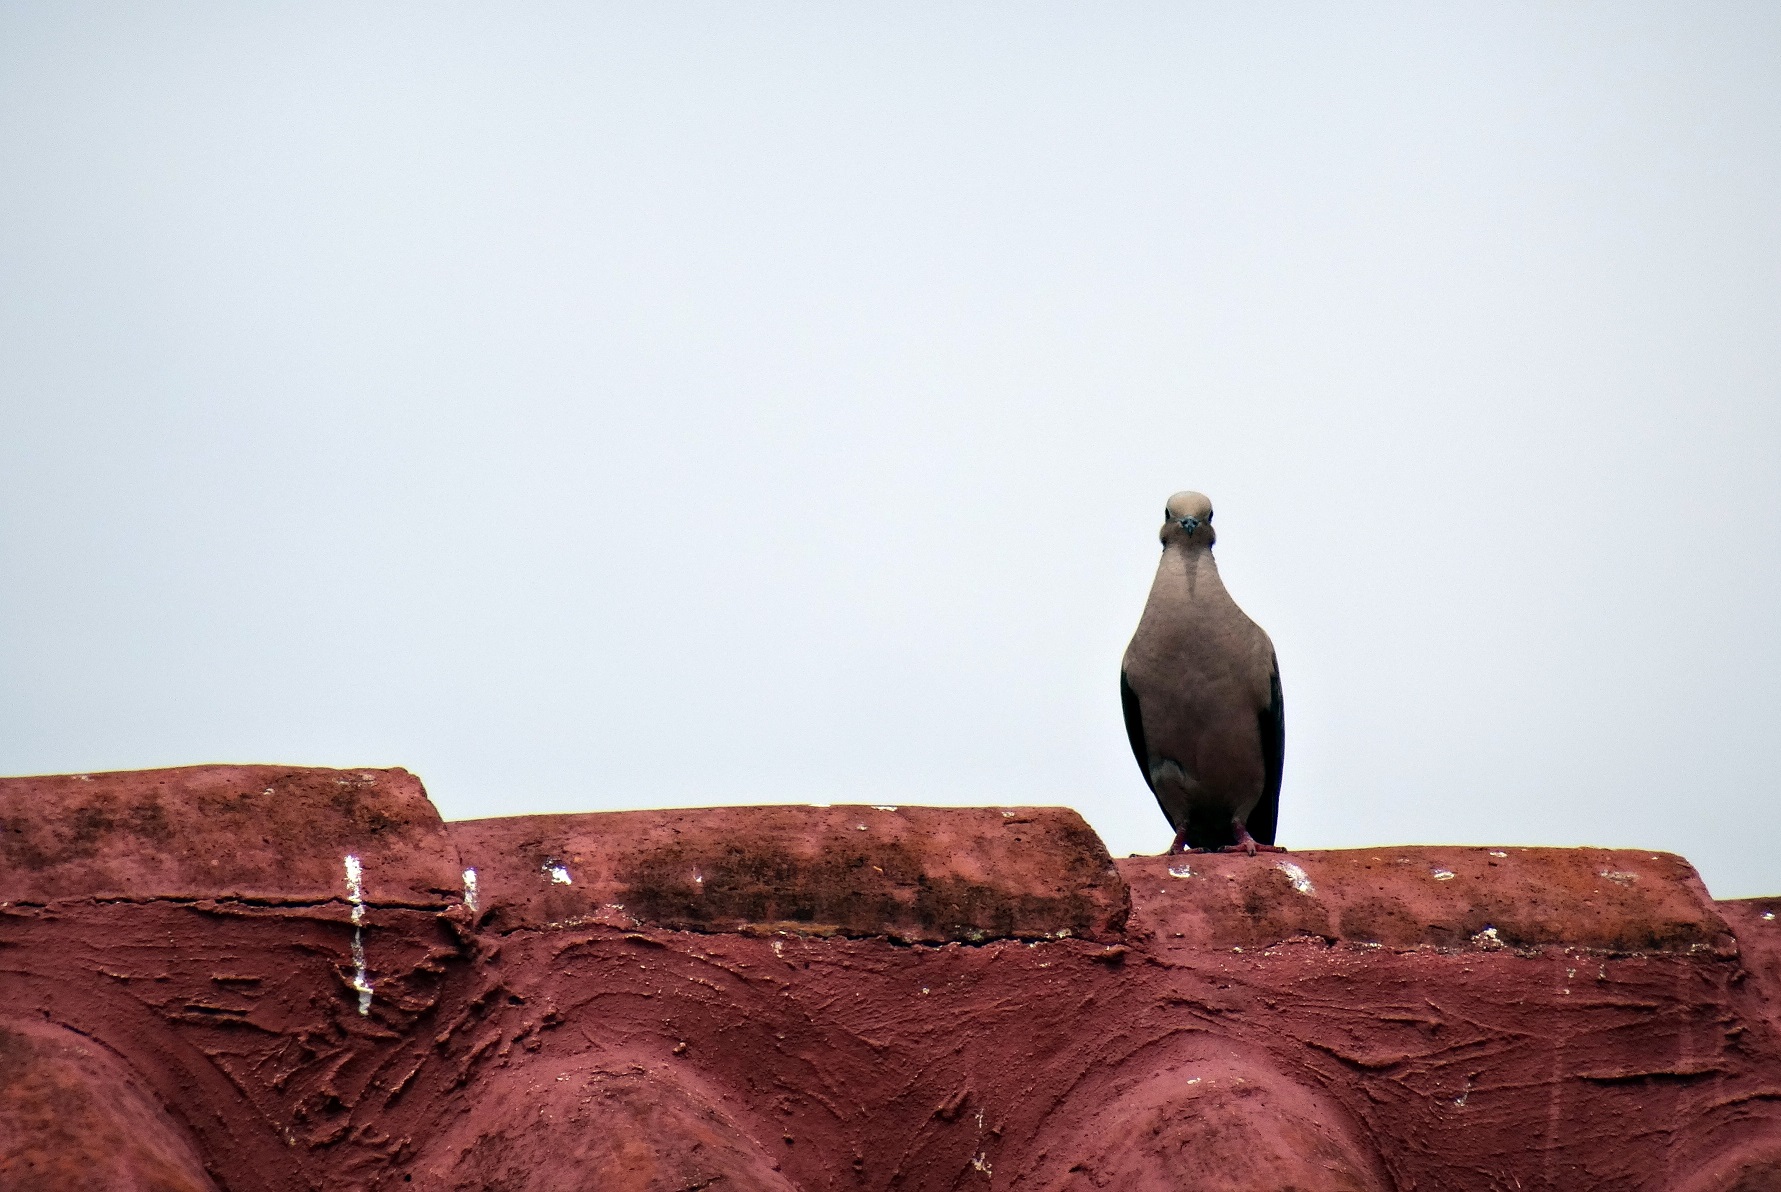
1221 821 1284 856
1170 824 1285 856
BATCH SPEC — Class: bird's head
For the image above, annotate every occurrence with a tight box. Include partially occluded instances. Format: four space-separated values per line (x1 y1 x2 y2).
1159 491 1215 548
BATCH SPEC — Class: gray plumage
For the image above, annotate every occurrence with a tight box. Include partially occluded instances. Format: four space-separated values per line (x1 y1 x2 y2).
1120 491 1284 854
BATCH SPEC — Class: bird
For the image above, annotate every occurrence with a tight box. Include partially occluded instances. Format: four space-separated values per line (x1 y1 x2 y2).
1120 491 1284 855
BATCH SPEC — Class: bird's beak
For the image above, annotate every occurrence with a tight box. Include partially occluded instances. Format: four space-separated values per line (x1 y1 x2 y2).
1176 516 1200 536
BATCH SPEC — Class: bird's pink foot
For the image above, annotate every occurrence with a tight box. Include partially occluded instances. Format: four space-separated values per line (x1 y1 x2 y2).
1168 824 1192 855
1219 821 1285 856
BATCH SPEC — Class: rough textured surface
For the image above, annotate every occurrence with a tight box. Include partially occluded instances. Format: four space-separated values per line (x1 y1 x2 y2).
0 896 465 1188
1118 867 1781 1192
0 765 1778 1191
0 1019 219 1192
0 766 460 906
1721 897 1781 1038
1123 846 1736 953
451 804 1129 944
410 1055 798 1191
1018 1034 1385 1191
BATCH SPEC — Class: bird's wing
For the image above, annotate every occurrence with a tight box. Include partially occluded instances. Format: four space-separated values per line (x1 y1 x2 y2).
1247 653 1285 845
1119 668 1155 794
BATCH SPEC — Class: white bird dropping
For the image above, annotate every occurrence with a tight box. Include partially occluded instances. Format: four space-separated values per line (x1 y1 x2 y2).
343 854 373 1015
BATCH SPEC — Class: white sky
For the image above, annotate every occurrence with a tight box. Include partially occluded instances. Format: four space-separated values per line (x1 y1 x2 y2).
2 4 1777 896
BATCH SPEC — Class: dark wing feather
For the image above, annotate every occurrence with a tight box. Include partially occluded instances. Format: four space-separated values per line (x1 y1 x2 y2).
1119 669 1155 793
1245 654 1285 845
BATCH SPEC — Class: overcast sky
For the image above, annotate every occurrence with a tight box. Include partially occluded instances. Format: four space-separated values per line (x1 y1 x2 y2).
2 4 1777 896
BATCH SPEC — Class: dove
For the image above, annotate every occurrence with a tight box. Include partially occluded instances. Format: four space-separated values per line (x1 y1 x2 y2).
1120 491 1284 855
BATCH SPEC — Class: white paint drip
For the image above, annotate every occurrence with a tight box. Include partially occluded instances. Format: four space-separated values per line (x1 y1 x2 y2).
1432 868 1456 881
547 864 573 885
1166 862 1194 879
462 868 479 914
871 805 898 812
1763 912 1775 922
970 1153 992 1176
1488 850 1508 858
1275 860 1315 896
343 855 372 1015
1471 925 1504 950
